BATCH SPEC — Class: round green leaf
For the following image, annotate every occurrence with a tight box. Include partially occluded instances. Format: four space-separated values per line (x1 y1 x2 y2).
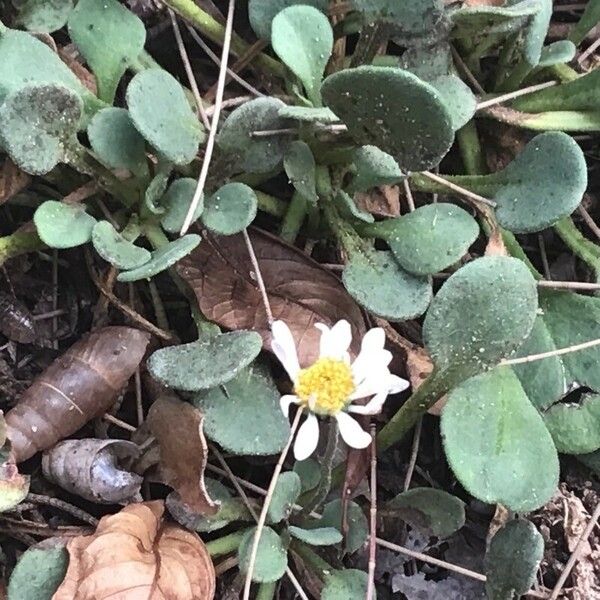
544 394 600 455
268 471 301 523
278 105 339 123
322 569 371 600
317 499 368 554
217 97 291 173
538 40 576 68
0 84 82 175
293 458 320 492
384 488 465 538
442 367 559 512
238 526 288 583
68 0 145 103
348 145 404 194
491 132 587 233
160 178 203 234
379 203 479 276
194 364 291 455
92 221 150 270
127 69 204 165
321 66 454 171
13 0 74 33
8 545 68 600
249 0 328 40
343 251 432 321
148 330 262 391
87 107 148 177
485 520 544 600
284 141 318 203
335 190 373 223
423 256 538 379
34 200 96 249
117 234 201 282
272 6 333 104
202 183 257 235
289 526 343 546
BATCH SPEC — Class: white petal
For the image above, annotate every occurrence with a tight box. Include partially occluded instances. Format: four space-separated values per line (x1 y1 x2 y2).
348 390 388 415
271 320 300 380
350 368 391 400
335 412 372 449
352 350 392 386
351 328 388 383
280 395 299 417
388 374 410 394
317 320 352 360
293 413 320 461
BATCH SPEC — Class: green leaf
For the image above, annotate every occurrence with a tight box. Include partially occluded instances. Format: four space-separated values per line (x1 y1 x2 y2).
194 364 291 455
485 519 544 600
202 183 257 235
293 458 320 492
91 221 151 270
7 545 68 600
127 69 204 165
238 526 288 583
218 97 291 173
538 41 577 68
334 190 373 223
321 66 454 171
424 257 537 380
374 203 479 276
322 569 371 600
568 0 600 45
249 0 328 41
347 145 404 194
544 394 600 455
148 331 262 392
160 178 203 234
284 141 318 204
442 367 559 512
268 472 301 523
34 200 96 249
278 105 339 123
87 107 148 177
271 6 333 105
0 84 82 175
342 251 431 321
316 499 368 554
384 488 465 538
144 167 171 216
117 234 201 282
68 0 145 103
289 526 342 546
13 0 74 33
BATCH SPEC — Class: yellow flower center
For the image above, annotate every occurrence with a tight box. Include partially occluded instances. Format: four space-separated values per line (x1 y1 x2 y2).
294 358 355 415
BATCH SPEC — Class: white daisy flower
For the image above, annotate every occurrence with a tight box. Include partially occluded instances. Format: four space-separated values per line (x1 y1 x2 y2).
271 319 409 461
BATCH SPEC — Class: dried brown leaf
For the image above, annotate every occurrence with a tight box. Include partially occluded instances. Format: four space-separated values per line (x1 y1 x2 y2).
147 390 218 516
484 226 508 257
0 159 30 205
42 439 142 504
177 229 367 366
0 292 36 344
52 501 216 600
6 326 150 462
354 185 401 217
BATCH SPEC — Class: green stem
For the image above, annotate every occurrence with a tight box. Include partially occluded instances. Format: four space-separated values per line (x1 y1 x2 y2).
554 216 600 280
280 192 308 243
206 530 247 557
256 582 277 600
255 191 287 218
456 121 487 175
289 541 333 580
161 0 285 78
548 63 580 83
0 230 45 266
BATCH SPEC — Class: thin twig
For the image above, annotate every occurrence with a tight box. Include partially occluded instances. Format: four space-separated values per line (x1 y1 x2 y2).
476 81 557 110
366 424 377 600
403 179 416 212
403 417 422 492
180 0 235 235
549 501 600 600
578 35 600 64
420 171 497 208
537 280 600 290
215 555 239 576
578 205 600 242
26 493 98 527
450 45 485 94
538 233 552 280
205 95 254 116
169 9 210 130
242 408 304 600
103 413 137 432
242 229 274 325
502 337 600 366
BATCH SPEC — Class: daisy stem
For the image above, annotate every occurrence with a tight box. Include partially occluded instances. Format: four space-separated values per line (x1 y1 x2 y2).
289 540 333 579
242 408 304 600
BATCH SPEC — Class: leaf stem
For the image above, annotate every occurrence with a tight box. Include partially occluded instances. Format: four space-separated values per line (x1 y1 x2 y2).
256 582 277 600
206 530 247 557
456 121 487 175
0 229 45 266
554 216 600 280
280 192 308 243
289 540 333 579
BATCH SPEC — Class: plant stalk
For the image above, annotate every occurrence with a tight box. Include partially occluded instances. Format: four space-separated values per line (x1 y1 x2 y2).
0 230 45 266
206 530 247 557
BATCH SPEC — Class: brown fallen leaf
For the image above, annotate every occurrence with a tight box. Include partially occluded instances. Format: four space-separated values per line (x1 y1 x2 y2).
0 291 36 344
354 185 401 217
146 385 218 516
0 159 30 205
52 501 216 600
0 411 29 511
177 229 367 366
6 326 150 462
42 439 142 504
484 225 508 257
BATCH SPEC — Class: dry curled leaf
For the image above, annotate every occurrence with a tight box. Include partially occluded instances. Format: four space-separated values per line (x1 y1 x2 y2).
42 439 142 504
354 185 401 217
52 500 216 600
146 386 218 516
0 159 30 205
6 326 150 462
177 229 367 366
0 292 36 344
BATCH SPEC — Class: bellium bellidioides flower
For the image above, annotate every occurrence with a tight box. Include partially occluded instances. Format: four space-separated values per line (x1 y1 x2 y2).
271 319 409 460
